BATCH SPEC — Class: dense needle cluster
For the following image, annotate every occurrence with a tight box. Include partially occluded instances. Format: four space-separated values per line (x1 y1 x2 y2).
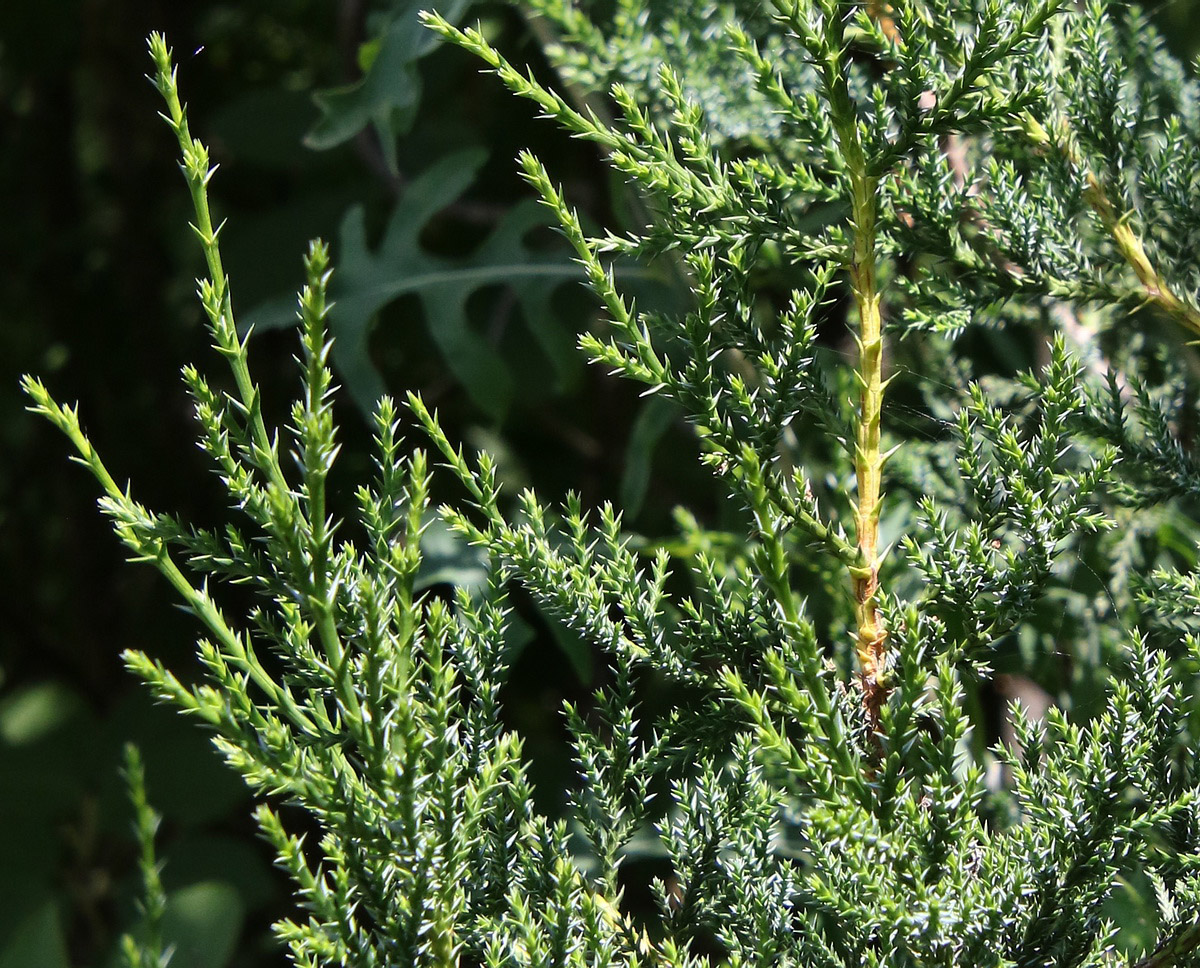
22 2 1200 966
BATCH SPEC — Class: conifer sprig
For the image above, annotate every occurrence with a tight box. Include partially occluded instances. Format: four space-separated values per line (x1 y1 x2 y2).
22 6 1200 967
26 36 634 965
118 745 169 968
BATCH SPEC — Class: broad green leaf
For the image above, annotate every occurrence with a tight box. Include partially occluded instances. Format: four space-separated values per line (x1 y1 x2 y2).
542 609 594 684
1105 872 1159 956
104 693 246 827
415 516 489 593
162 834 280 911
160 882 243 968
0 681 85 746
244 149 582 418
209 88 315 169
305 0 471 168
0 901 69 968
620 396 680 518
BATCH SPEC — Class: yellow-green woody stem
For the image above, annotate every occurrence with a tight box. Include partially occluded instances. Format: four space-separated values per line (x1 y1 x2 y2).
821 5 891 733
1023 112 1200 339
847 171 890 733
1133 922 1200 968
1082 172 1200 338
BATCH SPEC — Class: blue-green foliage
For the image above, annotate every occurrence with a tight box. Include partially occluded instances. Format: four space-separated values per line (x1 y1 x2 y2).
23 3 1200 967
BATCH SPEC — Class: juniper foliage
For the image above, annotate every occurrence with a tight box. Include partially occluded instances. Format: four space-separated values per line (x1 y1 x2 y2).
21 3 1200 967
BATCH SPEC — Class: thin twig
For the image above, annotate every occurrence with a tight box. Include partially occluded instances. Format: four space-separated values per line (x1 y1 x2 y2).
1132 922 1200 968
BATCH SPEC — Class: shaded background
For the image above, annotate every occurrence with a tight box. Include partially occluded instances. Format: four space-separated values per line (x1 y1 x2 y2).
3 2 1200 966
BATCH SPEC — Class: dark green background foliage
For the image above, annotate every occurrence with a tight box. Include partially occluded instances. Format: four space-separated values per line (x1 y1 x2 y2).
3 2 1200 965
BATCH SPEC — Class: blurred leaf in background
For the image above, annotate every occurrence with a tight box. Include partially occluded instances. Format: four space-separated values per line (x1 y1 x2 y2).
243 148 584 418
305 0 472 166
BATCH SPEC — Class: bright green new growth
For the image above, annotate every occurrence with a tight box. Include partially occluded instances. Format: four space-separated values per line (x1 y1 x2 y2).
22 4 1200 967
119 744 169 968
